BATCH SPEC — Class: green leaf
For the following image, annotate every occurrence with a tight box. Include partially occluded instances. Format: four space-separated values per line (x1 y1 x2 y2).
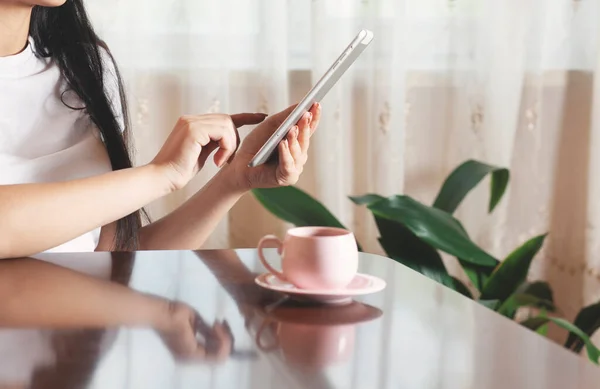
519 281 554 303
354 193 498 291
519 315 600 364
367 195 497 267
377 225 472 299
461 264 493 292
432 160 510 214
565 302 600 353
376 221 450 285
496 292 555 319
451 220 497 292
550 318 600 364
480 234 547 302
253 187 346 228
520 316 549 332
447 277 473 299
537 322 549 336
349 194 385 205
353 193 477 299
498 282 555 319
497 282 555 319
536 308 550 336
520 316 549 335
479 299 500 310
351 193 455 288
364 196 450 284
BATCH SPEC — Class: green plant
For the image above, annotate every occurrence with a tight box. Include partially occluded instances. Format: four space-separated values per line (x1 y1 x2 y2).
253 159 600 364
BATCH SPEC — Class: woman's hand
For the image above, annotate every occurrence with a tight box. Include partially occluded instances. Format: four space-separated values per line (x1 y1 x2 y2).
230 103 321 190
150 113 267 192
156 301 233 362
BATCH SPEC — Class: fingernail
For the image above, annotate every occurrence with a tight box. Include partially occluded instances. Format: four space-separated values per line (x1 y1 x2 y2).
307 113 313 123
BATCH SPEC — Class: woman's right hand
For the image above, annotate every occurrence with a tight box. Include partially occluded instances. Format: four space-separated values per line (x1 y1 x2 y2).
150 113 267 192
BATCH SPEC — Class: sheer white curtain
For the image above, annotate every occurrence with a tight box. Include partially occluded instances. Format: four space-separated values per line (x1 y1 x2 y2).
88 0 599 318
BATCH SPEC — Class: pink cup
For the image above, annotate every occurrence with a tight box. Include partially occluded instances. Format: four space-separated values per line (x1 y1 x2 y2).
257 226 359 290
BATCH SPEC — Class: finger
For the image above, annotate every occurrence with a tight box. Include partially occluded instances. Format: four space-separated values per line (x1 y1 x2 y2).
192 311 211 336
186 119 237 167
198 142 219 169
297 111 311 131
211 322 233 361
209 125 238 167
287 126 302 162
188 344 208 360
222 320 233 338
308 102 321 134
277 140 296 185
213 321 231 343
227 129 242 164
298 119 311 155
230 113 268 128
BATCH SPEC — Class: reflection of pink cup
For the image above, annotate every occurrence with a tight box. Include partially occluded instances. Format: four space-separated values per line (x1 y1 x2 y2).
256 319 355 369
257 227 359 290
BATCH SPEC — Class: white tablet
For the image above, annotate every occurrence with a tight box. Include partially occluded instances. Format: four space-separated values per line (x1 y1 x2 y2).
248 29 374 167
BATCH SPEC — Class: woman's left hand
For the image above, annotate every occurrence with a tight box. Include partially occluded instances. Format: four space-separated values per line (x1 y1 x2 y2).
229 103 321 190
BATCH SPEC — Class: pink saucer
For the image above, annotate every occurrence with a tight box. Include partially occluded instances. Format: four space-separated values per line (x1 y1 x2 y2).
255 273 386 305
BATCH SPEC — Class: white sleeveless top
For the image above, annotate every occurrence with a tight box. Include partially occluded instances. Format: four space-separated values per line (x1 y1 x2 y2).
0 40 122 253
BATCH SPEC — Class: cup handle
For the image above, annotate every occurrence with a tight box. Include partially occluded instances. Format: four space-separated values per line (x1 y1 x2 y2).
257 235 286 281
255 319 280 352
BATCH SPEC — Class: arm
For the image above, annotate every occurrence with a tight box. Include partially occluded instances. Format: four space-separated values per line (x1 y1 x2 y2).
138 104 321 250
0 259 169 328
0 165 171 258
2 112 266 258
139 165 245 250
0 258 232 361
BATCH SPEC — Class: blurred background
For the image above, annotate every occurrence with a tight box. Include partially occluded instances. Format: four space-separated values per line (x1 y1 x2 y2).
86 0 599 319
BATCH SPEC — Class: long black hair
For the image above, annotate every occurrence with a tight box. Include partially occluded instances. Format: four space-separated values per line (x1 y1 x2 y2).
29 1 143 250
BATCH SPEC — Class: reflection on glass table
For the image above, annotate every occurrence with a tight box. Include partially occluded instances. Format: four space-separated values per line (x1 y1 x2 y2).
0 249 598 389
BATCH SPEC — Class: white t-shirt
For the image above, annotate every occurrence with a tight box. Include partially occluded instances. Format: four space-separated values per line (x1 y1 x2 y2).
0 39 122 253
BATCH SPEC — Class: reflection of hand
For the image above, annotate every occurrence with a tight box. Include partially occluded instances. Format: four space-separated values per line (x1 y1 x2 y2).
155 302 233 362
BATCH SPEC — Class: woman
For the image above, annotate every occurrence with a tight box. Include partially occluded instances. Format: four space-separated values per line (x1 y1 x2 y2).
0 0 320 258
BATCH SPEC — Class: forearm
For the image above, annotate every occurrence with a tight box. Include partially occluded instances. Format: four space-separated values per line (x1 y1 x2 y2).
139 166 247 250
193 250 269 306
0 165 171 258
0 259 169 329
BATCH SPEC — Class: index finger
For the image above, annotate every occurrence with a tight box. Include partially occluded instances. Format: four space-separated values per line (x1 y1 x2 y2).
230 113 268 128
